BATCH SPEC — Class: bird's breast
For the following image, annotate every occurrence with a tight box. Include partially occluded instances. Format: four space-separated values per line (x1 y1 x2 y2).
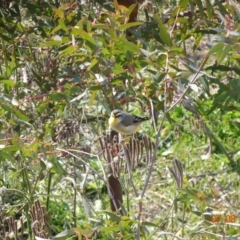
109 116 118 128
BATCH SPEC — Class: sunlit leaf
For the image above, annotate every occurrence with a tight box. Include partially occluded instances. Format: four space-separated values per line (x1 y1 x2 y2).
87 58 98 71
217 44 231 64
58 45 76 57
72 28 96 45
2 146 20 153
51 24 62 34
112 64 125 74
89 90 98 106
0 80 15 86
117 22 142 30
207 42 224 57
179 0 189 8
92 24 108 29
59 19 67 31
42 40 62 47
54 7 64 18
37 102 49 114
189 84 199 92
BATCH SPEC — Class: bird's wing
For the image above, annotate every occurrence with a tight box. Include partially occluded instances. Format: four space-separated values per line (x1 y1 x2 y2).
121 113 135 126
132 115 149 124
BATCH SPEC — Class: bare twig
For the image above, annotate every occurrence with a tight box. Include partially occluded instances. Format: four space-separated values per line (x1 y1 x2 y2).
167 56 209 113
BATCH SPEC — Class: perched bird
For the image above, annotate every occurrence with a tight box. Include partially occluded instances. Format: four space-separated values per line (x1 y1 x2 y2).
109 109 149 135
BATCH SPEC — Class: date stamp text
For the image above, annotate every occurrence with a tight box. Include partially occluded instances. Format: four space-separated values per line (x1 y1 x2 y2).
211 214 237 223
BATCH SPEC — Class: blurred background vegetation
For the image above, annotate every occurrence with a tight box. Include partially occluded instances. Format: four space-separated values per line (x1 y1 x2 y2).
0 0 240 239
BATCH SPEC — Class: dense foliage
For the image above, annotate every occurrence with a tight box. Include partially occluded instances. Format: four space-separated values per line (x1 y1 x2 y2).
0 0 240 239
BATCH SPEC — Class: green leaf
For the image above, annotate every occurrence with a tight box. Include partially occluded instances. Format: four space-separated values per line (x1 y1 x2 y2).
1 104 30 121
53 229 75 240
205 65 231 72
194 29 218 34
0 80 15 86
217 44 231 64
2 146 20 153
215 0 227 15
179 0 189 8
54 7 65 18
168 46 183 55
72 28 96 45
87 58 98 71
51 24 62 34
117 22 142 30
207 42 224 57
154 14 172 46
228 30 240 37
205 0 213 18
49 93 66 101
141 49 159 58
121 39 140 53
0 151 15 162
50 157 67 175
37 102 49 114
59 19 67 31
195 0 204 18
89 90 98 106
213 91 228 104
188 72 204 82
58 45 76 57
99 210 121 222
232 67 240 75
89 85 102 91
143 221 159 227
112 64 125 74
91 24 108 29
215 36 234 44
42 40 62 47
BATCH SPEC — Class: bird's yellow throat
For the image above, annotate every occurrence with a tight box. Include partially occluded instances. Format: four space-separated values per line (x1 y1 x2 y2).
109 115 118 128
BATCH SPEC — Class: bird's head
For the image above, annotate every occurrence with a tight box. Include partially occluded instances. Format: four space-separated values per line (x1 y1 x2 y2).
111 109 122 118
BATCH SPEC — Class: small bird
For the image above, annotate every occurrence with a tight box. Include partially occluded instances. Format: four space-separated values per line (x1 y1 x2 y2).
109 109 149 135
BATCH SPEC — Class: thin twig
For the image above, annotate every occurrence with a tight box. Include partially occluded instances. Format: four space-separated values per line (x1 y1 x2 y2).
167 56 209 113
57 148 120 212
169 7 181 37
150 99 157 134
120 135 138 197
